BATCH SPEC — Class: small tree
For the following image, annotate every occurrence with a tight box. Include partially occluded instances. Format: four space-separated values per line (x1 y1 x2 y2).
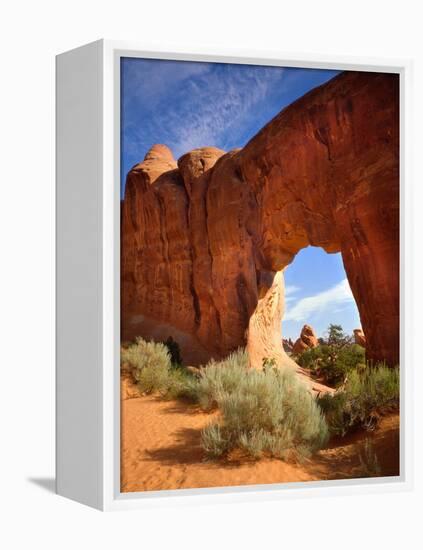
326 324 352 347
298 324 363 387
322 324 353 369
164 336 183 366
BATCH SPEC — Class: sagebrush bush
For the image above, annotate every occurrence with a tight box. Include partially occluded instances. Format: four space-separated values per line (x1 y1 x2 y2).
164 366 200 401
136 360 172 395
120 337 198 397
194 349 248 410
120 337 172 394
201 364 328 460
318 363 399 436
121 337 170 374
201 423 228 458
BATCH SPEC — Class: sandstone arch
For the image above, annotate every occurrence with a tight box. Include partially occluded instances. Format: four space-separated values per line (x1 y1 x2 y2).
121 71 399 369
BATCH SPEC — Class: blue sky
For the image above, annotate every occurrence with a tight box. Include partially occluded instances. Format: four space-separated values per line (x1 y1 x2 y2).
283 248 360 340
121 57 361 340
121 58 340 194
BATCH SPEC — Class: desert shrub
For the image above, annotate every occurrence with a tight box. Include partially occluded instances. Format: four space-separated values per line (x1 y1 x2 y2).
298 345 326 371
299 343 365 386
120 337 198 397
357 439 382 478
121 337 170 373
318 363 399 436
194 349 248 410
120 337 172 394
297 324 365 387
135 359 172 395
201 365 328 460
262 357 277 370
164 366 200 401
201 423 229 458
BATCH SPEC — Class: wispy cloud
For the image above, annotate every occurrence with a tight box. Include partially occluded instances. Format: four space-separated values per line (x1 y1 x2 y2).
121 59 339 195
285 285 300 296
285 284 300 303
122 59 286 163
284 279 355 322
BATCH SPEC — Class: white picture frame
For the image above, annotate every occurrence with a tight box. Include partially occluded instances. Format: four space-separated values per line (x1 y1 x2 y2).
56 39 413 511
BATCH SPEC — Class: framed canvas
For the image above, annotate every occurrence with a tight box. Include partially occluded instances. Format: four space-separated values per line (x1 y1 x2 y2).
56 40 413 511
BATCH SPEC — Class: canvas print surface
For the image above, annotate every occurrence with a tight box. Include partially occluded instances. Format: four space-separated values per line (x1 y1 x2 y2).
120 58 400 493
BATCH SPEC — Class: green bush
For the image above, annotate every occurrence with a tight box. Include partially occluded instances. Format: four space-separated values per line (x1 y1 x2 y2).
136 360 172 395
318 363 399 436
299 343 365 387
121 337 169 373
164 366 200 401
120 337 172 394
201 364 328 460
296 324 366 387
201 423 229 458
120 337 198 397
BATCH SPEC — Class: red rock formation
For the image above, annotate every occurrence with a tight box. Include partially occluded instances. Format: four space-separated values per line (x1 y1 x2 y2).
121 71 399 368
292 325 319 355
354 328 366 347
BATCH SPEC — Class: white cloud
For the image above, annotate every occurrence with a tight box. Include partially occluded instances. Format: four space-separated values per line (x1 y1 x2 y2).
155 66 284 157
285 285 300 296
284 284 300 303
284 278 355 322
123 61 286 161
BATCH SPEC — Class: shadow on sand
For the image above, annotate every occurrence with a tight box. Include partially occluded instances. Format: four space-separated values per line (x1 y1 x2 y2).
144 427 204 466
143 426 254 470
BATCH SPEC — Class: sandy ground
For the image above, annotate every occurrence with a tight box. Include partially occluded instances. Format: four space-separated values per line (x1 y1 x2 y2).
121 377 400 493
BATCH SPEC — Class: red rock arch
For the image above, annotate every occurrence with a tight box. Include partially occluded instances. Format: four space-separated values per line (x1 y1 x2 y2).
121 71 399 368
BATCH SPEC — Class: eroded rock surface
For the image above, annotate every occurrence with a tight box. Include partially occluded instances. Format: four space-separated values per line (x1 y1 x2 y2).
121 71 399 368
292 325 319 355
354 328 366 347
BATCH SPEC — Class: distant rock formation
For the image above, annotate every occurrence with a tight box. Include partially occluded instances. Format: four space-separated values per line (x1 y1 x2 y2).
121 71 399 368
292 325 319 355
354 328 366 347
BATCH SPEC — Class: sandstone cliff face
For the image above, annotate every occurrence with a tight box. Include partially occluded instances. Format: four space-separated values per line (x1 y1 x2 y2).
247 271 297 370
121 71 399 368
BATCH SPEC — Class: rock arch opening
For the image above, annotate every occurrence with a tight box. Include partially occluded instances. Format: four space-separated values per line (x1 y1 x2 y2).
283 247 360 344
246 246 362 372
